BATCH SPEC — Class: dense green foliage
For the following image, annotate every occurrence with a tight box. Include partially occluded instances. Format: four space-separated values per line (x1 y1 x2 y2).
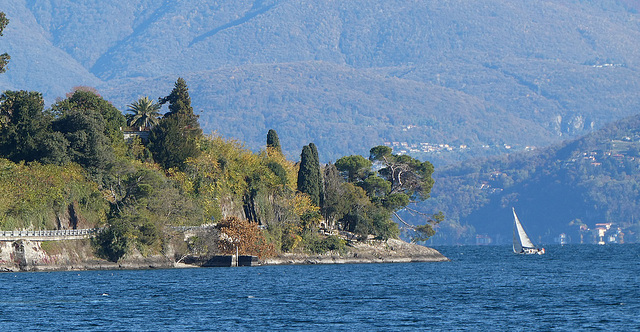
0 89 126 180
0 78 443 263
0 159 107 231
0 91 58 163
53 90 127 148
0 86 205 261
335 155 372 183
327 146 440 240
370 146 435 201
148 78 202 170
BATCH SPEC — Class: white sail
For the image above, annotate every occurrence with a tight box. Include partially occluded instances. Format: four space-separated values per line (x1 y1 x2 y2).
512 208 536 253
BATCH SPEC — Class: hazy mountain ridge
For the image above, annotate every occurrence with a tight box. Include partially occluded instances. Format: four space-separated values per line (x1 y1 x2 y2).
420 113 640 244
2 0 640 162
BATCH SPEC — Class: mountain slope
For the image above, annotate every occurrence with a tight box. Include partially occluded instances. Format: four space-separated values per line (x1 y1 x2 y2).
2 0 640 162
419 113 640 244
0 0 101 98
101 62 554 161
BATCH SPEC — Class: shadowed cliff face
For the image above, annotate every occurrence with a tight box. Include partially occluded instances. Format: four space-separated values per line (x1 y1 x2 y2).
55 202 88 230
3 0 640 163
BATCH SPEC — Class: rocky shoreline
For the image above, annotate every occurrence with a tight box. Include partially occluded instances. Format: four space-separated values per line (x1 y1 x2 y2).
0 238 448 273
262 239 449 265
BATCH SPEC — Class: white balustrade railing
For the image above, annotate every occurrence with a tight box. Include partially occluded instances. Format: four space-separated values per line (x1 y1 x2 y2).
0 228 102 239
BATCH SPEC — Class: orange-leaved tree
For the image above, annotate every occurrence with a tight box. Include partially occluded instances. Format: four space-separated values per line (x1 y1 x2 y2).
216 217 275 258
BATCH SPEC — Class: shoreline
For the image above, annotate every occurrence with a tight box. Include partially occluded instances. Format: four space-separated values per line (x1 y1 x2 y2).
261 238 449 265
1 238 449 273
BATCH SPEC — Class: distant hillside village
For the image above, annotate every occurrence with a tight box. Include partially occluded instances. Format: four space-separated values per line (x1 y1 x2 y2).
470 134 640 246
384 141 536 157
564 136 640 167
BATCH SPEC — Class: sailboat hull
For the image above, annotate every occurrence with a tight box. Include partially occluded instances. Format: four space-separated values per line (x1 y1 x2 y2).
516 247 546 255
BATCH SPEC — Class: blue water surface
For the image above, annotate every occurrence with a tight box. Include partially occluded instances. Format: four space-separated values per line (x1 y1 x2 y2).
1 244 638 331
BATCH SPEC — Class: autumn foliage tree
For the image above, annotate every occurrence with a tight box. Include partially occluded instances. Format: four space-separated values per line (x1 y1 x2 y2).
216 217 275 258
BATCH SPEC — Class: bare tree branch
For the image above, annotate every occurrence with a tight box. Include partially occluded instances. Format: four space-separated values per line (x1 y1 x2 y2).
392 211 416 230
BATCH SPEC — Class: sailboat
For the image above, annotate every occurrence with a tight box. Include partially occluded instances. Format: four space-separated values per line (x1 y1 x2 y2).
512 207 545 255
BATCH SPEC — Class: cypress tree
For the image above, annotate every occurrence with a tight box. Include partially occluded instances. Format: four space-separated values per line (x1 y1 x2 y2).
297 144 320 206
157 77 201 134
266 129 281 154
309 143 319 164
322 163 342 227
147 115 200 170
308 142 323 208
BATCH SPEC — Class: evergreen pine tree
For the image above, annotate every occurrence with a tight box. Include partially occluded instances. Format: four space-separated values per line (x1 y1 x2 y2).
148 78 202 170
158 77 201 133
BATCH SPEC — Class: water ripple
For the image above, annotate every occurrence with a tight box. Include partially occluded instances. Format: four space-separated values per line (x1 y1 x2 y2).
0 244 638 330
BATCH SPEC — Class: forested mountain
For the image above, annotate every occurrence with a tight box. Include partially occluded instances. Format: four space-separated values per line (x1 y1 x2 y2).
2 0 640 163
416 113 640 245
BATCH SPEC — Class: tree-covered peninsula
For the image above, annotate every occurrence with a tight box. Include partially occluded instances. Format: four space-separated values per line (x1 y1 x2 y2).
0 78 442 265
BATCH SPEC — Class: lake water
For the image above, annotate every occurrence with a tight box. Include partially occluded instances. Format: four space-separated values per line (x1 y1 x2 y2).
1 244 638 331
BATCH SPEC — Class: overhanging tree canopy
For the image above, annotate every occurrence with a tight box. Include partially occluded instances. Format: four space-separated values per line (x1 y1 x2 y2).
369 145 439 241
369 145 434 200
